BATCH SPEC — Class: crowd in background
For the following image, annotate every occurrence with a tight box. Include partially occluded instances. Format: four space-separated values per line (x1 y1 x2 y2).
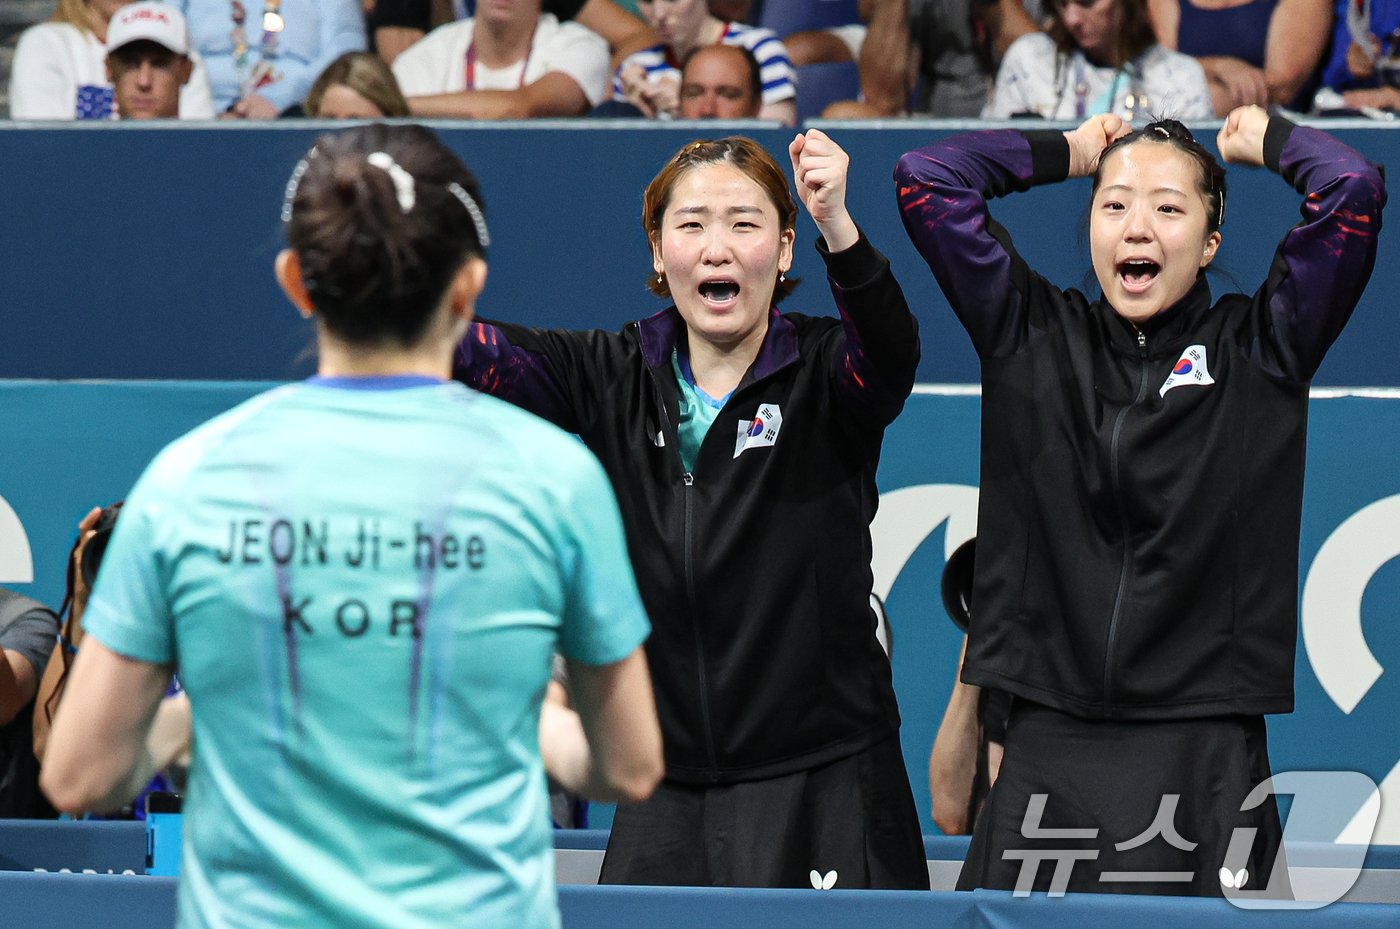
5 0 1400 124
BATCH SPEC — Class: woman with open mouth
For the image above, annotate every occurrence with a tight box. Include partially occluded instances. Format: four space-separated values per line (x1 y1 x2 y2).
454 130 927 889
896 106 1385 896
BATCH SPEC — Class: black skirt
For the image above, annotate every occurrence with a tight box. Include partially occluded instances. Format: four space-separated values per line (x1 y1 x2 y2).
600 735 928 889
958 701 1288 897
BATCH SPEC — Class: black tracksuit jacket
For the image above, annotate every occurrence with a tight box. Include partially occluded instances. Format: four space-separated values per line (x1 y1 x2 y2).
896 119 1386 720
454 232 920 782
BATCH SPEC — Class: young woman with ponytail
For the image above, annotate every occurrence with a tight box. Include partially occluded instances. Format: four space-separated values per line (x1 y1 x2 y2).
40 123 662 929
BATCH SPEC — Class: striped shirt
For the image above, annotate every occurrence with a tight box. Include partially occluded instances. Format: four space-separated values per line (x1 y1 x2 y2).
612 22 795 106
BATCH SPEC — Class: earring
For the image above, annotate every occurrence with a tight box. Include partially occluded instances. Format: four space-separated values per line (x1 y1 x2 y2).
656 273 663 284
779 272 786 283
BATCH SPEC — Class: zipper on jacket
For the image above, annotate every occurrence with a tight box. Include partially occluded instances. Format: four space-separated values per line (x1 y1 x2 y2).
641 347 722 779
1103 330 1150 713
681 470 721 780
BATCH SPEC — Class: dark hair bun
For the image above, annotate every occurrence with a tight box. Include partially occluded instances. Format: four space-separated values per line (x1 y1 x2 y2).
283 124 487 347
1145 119 1195 143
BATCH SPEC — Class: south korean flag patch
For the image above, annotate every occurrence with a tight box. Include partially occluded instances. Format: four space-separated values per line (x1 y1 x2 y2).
1159 344 1215 398
734 403 783 458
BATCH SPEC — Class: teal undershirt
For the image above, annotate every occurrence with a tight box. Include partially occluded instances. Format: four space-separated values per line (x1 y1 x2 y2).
672 348 732 472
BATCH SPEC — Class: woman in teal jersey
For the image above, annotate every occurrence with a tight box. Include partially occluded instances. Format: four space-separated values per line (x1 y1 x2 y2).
41 122 662 929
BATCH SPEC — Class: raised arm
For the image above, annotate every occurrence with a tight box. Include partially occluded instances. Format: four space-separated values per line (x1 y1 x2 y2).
895 129 1042 358
896 116 1130 358
454 322 620 435
1218 106 1387 380
791 129 918 423
33 507 102 762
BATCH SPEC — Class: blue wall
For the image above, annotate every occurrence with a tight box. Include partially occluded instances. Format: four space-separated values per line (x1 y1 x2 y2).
0 120 1396 383
1 120 1397 842
2 383 1398 844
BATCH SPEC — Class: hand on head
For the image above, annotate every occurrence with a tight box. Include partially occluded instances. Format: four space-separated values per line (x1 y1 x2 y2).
1216 104 1269 166
788 129 858 251
1064 113 1131 178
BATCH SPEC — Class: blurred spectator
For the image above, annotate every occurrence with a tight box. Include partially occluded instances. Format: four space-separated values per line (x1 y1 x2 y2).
1148 0 1332 115
10 0 214 119
171 0 367 118
302 50 410 115
929 640 1010 835
392 0 608 116
32 504 190 819
822 0 1041 119
368 0 656 68
678 41 760 115
613 0 795 123
0 588 59 818
986 0 1213 120
106 1 196 119
1313 0 1400 112
926 539 1008 837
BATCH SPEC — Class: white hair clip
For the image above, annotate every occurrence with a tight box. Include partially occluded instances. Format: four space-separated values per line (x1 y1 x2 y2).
447 181 491 249
280 146 318 223
367 151 416 214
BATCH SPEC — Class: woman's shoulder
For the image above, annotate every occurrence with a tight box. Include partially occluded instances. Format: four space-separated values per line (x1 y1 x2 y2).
1139 42 1208 75
725 23 788 54
16 21 89 55
1003 31 1057 61
539 12 599 43
418 16 476 50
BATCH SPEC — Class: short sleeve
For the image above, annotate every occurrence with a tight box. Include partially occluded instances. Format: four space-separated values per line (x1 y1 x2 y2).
392 22 465 95
0 597 59 678
742 29 795 105
179 51 218 118
80 472 177 667
542 21 611 107
984 34 1041 119
552 448 650 666
10 26 78 120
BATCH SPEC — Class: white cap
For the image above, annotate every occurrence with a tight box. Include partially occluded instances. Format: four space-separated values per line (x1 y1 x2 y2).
106 2 190 56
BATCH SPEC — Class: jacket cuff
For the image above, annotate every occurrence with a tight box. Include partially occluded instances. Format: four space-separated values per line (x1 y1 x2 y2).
1264 115 1296 177
816 226 883 288
1021 130 1071 185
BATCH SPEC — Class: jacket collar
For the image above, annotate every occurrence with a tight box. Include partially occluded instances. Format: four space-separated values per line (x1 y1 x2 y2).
635 306 801 381
1101 273 1214 358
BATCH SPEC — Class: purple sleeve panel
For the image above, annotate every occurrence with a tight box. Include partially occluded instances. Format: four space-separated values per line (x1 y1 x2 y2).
452 321 583 433
818 229 920 425
1253 119 1387 381
894 129 1070 360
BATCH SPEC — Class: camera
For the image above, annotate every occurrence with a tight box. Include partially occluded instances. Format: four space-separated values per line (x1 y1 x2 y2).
81 502 124 589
